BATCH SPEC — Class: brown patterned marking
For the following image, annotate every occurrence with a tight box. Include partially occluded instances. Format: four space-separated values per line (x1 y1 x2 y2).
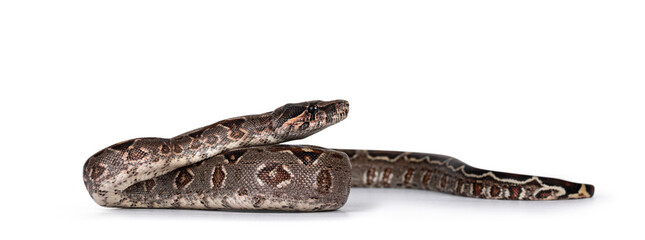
109 139 135 152
291 148 323 165
322 103 338 123
171 136 191 154
509 186 522 200
382 168 393 185
257 163 292 187
430 172 439 186
174 168 194 190
536 189 558 199
317 169 332 194
173 143 183 153
219 118 246 139
403 169 415 185
126 148 147 161
189 139 202 150
187 129 204 139
422 170 432 186
89 165 105 180
271 104 306 129
456 180 464 194
365 168 376 186
490 185 501 197
204 134 220 145
222 149 247 164
446 177 456 192
252 195 266 208
267 146 324 165
124 179 156 193
237 188 248 196
160 143 171 154
440 175 448 189
143 179 156 191
212 166 225 188
221 196 231 209
473 183 483 196
540 177 582 195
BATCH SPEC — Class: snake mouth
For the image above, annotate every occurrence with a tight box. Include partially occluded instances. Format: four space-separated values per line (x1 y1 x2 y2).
323 99 349 125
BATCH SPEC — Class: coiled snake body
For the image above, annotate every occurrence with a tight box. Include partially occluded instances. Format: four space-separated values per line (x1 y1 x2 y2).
83 100 594 211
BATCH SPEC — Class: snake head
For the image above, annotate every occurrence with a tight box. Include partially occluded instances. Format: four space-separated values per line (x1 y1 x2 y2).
271 99 349 140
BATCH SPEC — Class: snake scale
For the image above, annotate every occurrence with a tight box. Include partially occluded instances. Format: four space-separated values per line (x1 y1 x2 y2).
83 100 594 211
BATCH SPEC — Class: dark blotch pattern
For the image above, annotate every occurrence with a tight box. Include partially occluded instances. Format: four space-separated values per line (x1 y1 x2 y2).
267 146 323 165
539 177 580 195
160 143 171 154
473 183 483 196
222 149 247 164
257 163 292 187
219 118 247 139
188 129 204 139
536 189 558 199
382 168 393 185
509 186 522 200
212 166 225 188
173 144 183 153
322 103 337 123
490 185 501 197
205 134 219 145
272 104 306 129
126 148 147 161
404 169 414 185
174 168 194 190
317 169 332 194
456 180 464 193
171 136 191 154
237 188 248 196
365 168 375 185
291 149 323 165
422 170 432 186
586 185 595 197
90 165 105 180
124 179 156 193
189 139 202 150
440 175 448 189
253 195 266 208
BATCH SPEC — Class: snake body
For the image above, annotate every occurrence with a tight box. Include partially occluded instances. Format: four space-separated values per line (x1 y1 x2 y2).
83 100 594 211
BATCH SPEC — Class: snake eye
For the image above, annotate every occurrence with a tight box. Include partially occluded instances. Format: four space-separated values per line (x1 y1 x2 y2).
307 105 318 114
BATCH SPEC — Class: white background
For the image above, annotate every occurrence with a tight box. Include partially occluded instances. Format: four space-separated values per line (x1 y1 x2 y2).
1 1 643 239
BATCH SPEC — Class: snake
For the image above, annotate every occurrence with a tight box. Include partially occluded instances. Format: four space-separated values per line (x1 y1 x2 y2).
82 100 594 211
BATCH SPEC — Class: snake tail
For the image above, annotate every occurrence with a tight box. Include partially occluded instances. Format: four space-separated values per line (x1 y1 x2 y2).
340 149 594 200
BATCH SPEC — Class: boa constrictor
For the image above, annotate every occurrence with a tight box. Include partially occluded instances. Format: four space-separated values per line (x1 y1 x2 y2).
83 100 594 211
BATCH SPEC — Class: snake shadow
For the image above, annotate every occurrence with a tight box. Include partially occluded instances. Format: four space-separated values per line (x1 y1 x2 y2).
99 188 596 221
